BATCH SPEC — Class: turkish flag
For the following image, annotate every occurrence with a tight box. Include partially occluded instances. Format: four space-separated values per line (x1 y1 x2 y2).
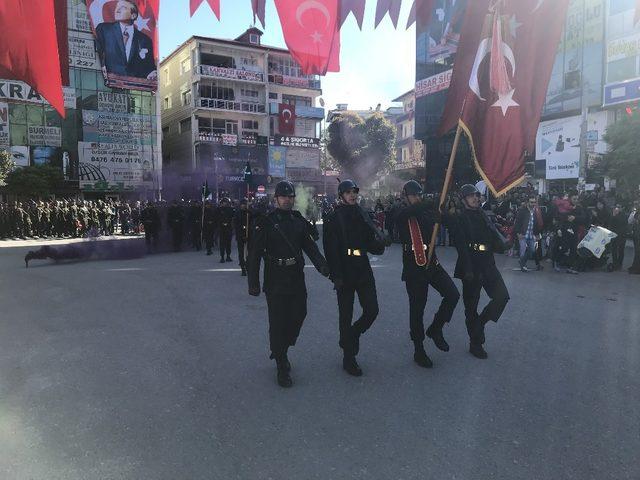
279 104 296 135
54 0 70 86
274 0 340 75
439 0 570 196
190 0 220 20
0 0 65 117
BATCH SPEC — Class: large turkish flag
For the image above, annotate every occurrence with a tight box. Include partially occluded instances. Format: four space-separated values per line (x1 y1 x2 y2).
0 0 65 116
274 0 340 75
279 103 296 135
439 0 570 196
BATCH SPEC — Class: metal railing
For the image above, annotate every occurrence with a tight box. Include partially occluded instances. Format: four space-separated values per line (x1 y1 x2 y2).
198 65 264 82
197 98 266 114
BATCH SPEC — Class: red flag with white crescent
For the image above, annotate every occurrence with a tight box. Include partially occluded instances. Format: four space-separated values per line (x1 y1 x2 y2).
439 0 570 196
0 0 65 116
279 103 297 135
274 0 341 75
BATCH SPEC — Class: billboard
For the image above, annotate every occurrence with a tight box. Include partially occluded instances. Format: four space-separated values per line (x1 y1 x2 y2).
86 0 158 91
78 141 156 190
31 147 78 181
536 116 581 180
7 146 30 168
426 0 465 62
27 126 62 147
268 146 286 177
82 110 154 145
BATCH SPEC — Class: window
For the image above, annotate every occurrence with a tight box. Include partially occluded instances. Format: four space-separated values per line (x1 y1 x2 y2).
282 95 312 107
199 84 235 100
242 120 259 131
181 58 191 74
240 88 259 99
164 67 170 86
269 92 278 100
182 90 192 106
179 118 191 133
163 96 172 110
226 121 238 135
241 57 258 67
249 34 259 45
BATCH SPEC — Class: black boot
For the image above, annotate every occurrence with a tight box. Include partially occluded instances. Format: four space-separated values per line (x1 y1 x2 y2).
275 357 292 388
226 256 232 262
426 323 449 352
241 267 247 276
343 355 363 376
24 251 34 268
469 343 488 359
220 257 225 263
413 341 433 368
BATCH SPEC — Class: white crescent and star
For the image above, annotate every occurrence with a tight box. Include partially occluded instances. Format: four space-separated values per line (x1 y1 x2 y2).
492 88 519 116
282 109 293 122
468 39 516 102
296 0 332 44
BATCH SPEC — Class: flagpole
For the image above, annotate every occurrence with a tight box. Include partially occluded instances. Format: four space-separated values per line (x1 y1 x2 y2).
426 123 463 266
200 176 206 249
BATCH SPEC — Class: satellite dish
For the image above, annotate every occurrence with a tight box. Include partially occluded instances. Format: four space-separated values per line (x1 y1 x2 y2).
319 98 325 107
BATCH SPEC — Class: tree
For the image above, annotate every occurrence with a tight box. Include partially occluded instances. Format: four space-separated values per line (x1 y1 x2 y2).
603 113 640 194
0 150 15 186
5 164 62 197
327 111 396 186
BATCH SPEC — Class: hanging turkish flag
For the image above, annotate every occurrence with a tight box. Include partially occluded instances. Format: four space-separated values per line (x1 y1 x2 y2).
54 0 70 86
375 0 402 28
252 0 266 27
0 0 65 116
438 0 570 196
340 0 366 29
190 0 220 20
274 0 341 75
279 104 297 135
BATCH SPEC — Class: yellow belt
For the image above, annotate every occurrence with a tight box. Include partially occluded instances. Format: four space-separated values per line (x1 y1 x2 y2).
346 248 362 256
470 243 489 252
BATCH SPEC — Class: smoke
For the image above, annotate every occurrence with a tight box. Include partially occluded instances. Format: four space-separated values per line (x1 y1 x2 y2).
295 183 313 219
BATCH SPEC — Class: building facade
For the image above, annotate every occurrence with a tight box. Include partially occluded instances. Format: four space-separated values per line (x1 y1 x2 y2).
413 0 640 195
0 0 162 201
159 28 325 200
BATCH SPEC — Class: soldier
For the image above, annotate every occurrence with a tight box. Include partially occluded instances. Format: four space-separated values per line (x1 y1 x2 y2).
247 181 330 388
167 200 185 252
234 198 252 275
187 200 203 251
395 181 460 368
203 201 217 256
323 179 388 377
451 184 510 359
141 201 160 251
217 197 234 263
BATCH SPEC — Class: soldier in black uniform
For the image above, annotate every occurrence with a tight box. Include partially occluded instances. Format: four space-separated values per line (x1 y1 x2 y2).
141 202 160 251
167 200 185 252
202 201 217 256
217 197 234 263
451 184 510 359
323 179 387 377
247 181 329 388
234 198 252 276
395 180 460 368
188 201 203 251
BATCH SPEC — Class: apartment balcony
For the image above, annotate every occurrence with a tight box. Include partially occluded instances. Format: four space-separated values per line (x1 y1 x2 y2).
198 65 265 83
195 131 268 146
267 73 321 90
197 97 266 115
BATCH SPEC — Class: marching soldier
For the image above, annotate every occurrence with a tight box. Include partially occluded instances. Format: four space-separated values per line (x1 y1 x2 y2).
247 181 329 388
188 200 203 251
395 180 460 368
451 184 510 359
323 179 388 377
217 197 234 263
234 198 252 276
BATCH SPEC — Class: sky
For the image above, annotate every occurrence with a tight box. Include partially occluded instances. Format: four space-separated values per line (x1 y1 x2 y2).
158 0 416 112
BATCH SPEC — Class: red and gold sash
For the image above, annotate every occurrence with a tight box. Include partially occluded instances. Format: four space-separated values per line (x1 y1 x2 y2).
408 217 427 267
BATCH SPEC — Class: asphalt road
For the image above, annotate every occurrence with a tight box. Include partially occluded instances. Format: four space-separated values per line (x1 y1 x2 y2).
1 238 639 480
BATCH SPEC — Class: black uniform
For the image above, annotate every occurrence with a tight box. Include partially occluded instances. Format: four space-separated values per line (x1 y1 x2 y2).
234 206 252 274
140 204 160 250
323 204 386 358
167 203 185 251
217 205 234 261
188 203 203 251
203 204 217 255
395 202 459 347
451 207 510 349
247 208 329 360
